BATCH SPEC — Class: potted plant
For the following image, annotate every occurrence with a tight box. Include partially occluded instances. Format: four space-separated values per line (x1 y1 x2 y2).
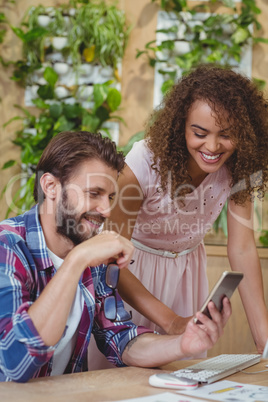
68 1 130 70
138 0 268 95
9 1 130 102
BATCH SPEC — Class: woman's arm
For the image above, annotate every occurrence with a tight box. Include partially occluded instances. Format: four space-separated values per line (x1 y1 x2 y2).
119 268 191 334
108 164 143 239
108 164 191 335
227 198 268 353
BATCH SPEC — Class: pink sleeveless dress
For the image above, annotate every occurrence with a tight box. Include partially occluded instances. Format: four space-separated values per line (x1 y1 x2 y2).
87 139 231 369
123 140 231 332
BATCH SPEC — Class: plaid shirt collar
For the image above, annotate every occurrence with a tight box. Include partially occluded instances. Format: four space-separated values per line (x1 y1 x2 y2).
24 205 53 271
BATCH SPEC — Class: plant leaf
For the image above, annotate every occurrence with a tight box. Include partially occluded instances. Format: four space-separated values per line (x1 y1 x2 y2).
37 85 54 100
2 160 16 169
96 106 110 125
231 27 249 44
83 45 96 62
107 88 121 112
11 26 26 42
44 66 58 87
24 27 48 42
118 131 145 155
49 103 63 119
259 231 268 246
62 103 83 119
54 116 75 132
82 113 100 132
93 83 109 109
254 37 268 44
32 98 49 109
3 115 24 128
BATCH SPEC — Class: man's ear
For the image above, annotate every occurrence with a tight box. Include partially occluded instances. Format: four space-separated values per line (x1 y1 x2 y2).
40 173 60 201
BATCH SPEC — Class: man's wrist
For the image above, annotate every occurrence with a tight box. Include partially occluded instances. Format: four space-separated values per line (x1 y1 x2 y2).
64 246 89 276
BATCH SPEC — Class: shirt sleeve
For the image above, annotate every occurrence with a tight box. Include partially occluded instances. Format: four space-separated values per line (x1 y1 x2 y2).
125 140 160 198
92 265 153 367
0 240 55 382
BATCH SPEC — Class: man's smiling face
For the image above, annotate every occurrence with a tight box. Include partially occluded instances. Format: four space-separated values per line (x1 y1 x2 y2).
55 159 118 245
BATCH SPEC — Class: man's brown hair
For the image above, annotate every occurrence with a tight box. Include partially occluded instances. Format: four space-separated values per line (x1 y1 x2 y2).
33 131 125 203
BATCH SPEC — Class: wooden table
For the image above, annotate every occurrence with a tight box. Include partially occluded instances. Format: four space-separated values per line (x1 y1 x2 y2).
0 359 267 402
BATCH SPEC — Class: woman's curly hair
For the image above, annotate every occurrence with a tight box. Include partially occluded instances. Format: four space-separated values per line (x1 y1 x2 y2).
145 64 268 204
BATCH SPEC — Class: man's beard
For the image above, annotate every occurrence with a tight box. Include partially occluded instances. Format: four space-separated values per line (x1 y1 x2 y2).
55 192 105 246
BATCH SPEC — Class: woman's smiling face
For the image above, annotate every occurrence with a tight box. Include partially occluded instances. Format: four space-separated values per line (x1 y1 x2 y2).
185 99 236 181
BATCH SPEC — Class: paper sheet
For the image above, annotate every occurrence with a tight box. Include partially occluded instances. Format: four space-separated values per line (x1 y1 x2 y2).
118 391 207 402
178 380 268 401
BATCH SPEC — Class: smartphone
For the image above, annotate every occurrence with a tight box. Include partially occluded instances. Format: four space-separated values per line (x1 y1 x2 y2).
262 338 268 359
194 271 243 324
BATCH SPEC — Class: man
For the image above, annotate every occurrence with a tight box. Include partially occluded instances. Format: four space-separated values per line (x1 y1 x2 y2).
0 131 231 382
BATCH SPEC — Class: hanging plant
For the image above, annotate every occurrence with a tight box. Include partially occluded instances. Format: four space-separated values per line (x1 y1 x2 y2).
139 0 268 94
2 64 124 216
1 0 132 217
68 1 131 69
9 0 131 84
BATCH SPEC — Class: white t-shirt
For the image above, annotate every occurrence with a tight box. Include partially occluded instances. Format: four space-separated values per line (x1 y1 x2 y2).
47 249 84 376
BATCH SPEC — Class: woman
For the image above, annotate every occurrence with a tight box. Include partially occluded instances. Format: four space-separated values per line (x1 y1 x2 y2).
88 64 268 369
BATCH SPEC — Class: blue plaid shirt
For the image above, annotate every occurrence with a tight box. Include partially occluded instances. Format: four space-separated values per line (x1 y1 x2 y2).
0 205 151 382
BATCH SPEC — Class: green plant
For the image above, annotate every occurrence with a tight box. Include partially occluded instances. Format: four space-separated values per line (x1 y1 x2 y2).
0 12 8 45
10 1 131 81
2 63 125 216
0 0 15 46
69 1 131 69
1 0 133 217
0 11 8 101
138 0 268 94
213 203 228 237
259 231 268 246
118 131 145 156
11 24 48 68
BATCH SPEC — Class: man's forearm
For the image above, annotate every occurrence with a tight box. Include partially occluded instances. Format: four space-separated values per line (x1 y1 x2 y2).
122 333 183 367
122 301 232 367
28 253 83 346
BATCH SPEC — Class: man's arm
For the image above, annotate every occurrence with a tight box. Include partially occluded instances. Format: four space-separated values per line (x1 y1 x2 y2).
122 298 232 367
0 230 134 382
28 231 134 346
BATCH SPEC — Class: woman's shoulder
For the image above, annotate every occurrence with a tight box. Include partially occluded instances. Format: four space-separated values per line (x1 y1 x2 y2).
125 139 160 190
126 139 150 157
125 139 153 166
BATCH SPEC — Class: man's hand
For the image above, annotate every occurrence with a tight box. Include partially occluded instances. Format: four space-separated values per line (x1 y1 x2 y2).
180 297 232 357
122 297 232 368
70 230 134 271
167 315 193 335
